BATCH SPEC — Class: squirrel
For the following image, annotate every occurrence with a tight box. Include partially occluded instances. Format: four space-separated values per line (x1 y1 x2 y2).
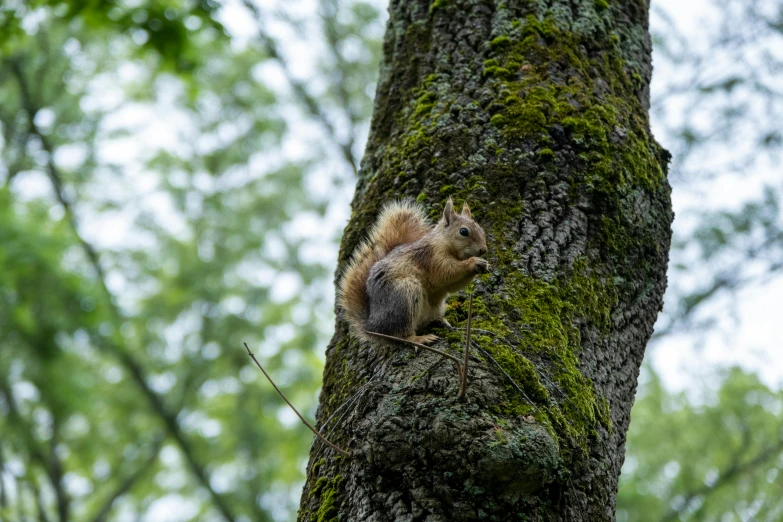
338 198 489 345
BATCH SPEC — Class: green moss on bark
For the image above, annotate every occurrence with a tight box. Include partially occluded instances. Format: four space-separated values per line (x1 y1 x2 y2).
309 474 344 522
483 15 663 192
429 0 449 12
444 259 615 459
339 6 659 464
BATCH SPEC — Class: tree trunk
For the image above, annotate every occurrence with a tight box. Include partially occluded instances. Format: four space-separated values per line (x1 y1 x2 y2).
299 0 672 520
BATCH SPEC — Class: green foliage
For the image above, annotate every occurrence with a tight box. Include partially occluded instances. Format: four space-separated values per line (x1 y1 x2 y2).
650 0 783 339
1 0 224 71
620 2 783 515
0 1 382 520
618 366 783 521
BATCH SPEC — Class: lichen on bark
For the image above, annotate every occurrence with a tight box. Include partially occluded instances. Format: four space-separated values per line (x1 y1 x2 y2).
299 0 671 520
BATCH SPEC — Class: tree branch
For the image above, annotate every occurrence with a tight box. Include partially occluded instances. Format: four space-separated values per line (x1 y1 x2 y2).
29 478 51 522
8 58 109 294
663 433 783 520
110 348 237 520
8 58 238 522
241 0 358 175
366 332 464 369
88 436 164 522
457 293 473 400
49 416 69 522
243 343 350 457
0 379 67 522
0 443 6 513
319 0 359 141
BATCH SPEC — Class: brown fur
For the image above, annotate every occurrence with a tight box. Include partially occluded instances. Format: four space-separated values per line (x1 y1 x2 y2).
338 198 488 344
338 200 432 341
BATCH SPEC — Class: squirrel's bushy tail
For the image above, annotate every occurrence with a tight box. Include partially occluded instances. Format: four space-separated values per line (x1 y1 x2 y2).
338 199 430 339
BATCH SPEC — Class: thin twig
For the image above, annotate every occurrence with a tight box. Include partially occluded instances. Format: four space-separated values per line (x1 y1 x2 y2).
458 293 473 399
365 331 464 369
310 369 380 468
474 346 537 409
243 343 350 458
310 388 363 467
318 361 385 433
309 358 391 466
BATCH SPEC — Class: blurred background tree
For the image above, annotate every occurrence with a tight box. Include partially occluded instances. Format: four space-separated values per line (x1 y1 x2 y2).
0 0 780 521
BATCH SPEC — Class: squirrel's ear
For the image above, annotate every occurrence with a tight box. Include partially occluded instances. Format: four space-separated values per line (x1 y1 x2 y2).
461 202 472 219
443 197 456 226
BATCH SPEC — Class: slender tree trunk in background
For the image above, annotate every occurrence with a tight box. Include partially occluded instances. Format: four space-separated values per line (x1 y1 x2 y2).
299 0 672 520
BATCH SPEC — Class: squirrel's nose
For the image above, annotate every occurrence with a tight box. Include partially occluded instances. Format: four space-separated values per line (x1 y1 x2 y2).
479 247 487 256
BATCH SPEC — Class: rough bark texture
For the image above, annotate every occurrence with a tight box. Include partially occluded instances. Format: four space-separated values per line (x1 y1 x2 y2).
299 0 672 520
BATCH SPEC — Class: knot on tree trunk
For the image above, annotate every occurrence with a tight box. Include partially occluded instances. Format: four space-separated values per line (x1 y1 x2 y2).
344 349 559 517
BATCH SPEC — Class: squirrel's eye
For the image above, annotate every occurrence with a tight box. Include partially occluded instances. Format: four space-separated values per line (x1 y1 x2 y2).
459 227 469 237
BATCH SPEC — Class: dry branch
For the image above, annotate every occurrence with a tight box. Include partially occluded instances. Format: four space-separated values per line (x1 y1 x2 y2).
243 343 350 458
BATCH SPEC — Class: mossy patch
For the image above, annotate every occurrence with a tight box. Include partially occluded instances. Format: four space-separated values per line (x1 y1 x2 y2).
310 474 345 522
444 260 616 459
490 35 512 49
414 91 438 117
482 15 663 191
429 0 449 12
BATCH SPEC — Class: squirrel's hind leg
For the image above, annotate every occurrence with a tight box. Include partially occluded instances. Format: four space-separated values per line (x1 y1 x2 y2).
409 298 445 345
366 274 423 339
420 299 452 330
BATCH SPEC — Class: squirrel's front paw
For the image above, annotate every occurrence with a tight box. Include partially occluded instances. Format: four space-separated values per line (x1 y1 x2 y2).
473 257 490 274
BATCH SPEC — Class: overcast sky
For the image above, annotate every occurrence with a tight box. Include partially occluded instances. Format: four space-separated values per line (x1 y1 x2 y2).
648 0 783 394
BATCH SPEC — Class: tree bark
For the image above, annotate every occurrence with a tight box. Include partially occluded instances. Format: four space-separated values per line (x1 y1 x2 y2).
299 0 672 520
